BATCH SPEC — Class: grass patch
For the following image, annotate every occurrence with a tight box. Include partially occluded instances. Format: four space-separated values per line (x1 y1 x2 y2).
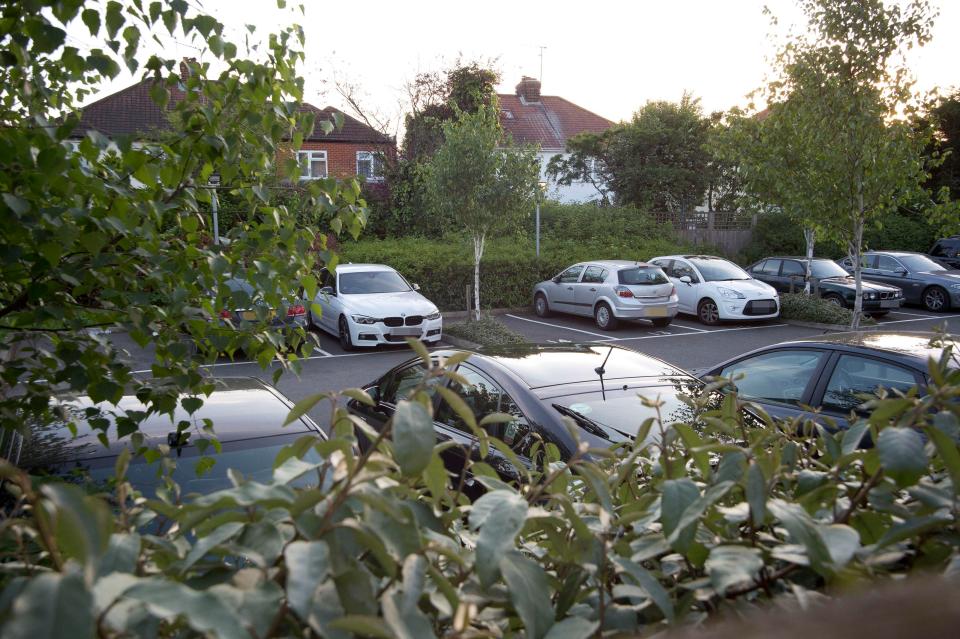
780 293 876 326
444 315 526 347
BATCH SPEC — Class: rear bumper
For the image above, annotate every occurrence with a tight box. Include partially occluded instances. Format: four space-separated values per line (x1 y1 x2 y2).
611 299 679 320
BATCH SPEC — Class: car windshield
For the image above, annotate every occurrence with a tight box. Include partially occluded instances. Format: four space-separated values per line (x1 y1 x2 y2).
688 258 750 282
810 260 850 279
339 270 411 294
898 254 946 273
618 267 669 285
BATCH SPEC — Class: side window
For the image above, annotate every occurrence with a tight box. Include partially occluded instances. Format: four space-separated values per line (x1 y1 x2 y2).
781 260 805 277
558 265 585 284
876 255 902 272
822 355 918 413
672 261 699 283
720 350 826 406
381 365 431 405
930 242 946 257
582 266 606 284
760 259 782 275
497 394 534 455
320 269 335 290
652 259 674 277
438 367 502 432
862 254 877 269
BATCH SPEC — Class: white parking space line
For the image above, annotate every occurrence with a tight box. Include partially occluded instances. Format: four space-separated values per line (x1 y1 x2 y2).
884 310 942 319
872 314 960 325
667 322 708 333
314 348 333 357
504 314 615 340
609 323 789 342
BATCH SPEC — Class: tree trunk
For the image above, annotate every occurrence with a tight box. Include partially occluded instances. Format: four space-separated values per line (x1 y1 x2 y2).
803 227 816 295
850 177 865 330
472 233 485 321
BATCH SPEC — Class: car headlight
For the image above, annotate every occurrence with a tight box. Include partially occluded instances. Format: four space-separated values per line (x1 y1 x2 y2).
351 315 380 325
717 286 745 299
425 310 441 321
866 292 876 300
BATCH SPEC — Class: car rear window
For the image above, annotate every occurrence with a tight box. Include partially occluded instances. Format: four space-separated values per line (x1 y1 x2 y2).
618 267 669 285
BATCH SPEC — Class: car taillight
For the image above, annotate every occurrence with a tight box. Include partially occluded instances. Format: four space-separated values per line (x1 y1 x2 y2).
614 286 633 298
218 309 232 319
287 304 306 317
669 284 676 296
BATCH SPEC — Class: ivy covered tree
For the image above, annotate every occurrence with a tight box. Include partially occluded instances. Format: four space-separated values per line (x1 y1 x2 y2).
423 107 540 319
0 0 365 438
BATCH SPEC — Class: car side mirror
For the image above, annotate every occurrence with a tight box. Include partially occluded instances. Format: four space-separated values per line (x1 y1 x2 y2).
679 275 692 284
895 268 907 276
412 283 421 291
319 286 335 296
552 275 561 284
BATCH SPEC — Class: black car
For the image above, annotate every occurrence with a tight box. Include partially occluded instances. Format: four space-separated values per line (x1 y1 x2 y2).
929 236 960 270
748 256 903 315
2 377 327 495
702 331 959 431
348 344 739 482
837 251 960 312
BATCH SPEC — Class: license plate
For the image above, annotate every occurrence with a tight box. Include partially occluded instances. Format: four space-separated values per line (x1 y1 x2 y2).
391 327 422 336
646 306 668 317
881 299 899 308
240 310 257 321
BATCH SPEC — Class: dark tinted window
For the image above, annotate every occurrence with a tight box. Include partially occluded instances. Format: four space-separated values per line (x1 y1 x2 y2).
582 266 607 284
558 265 584 283
618 267 669 285
720 350 826 406
809 260 850 279
438 367 502 432
671 261 699 282
930 242 947 257
688 257 750 282
381 364 432 404
875 255 903 272
651 259 673 276
781 260 805 277
899 254 946 272
756 259 781 275
339 270 411 294
822 355 917 413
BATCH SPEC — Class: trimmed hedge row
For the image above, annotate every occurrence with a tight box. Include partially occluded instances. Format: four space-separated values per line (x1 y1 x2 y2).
340 234 692 311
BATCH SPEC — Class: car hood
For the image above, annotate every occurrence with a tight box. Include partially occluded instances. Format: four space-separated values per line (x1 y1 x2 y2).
820 277 899 292
917 270 960 284
709 278 776 297
339 291 439 317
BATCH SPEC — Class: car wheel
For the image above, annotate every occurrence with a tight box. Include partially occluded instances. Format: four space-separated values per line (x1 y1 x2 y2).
651 317 672 328
697 298 720 325
594 302 619 330
534 293 551 318
338 316 355 351
922 286 949 312
823 293 846 307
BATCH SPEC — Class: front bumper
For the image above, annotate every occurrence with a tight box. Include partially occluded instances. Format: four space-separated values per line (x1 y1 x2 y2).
860 296 903 312
348 317 443 347
717 298 780 320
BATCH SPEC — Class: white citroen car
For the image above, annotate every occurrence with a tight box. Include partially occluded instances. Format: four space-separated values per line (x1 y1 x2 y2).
648 255 780 325
309 264 442 350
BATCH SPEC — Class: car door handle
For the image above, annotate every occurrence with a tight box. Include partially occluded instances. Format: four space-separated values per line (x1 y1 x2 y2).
567 286 574 290
589 287 597 292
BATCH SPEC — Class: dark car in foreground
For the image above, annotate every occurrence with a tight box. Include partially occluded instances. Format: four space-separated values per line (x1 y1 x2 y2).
837 251 960 312
748 256 903 316
348 344 748 483
929 236 960 270
1 378 326 495
701 331 959 431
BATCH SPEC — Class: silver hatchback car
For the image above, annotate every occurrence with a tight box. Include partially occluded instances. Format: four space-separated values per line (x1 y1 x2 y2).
533 260 679 330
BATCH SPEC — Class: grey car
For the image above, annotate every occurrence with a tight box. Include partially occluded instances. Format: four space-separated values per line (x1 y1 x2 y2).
837 251 960 312
533 260 679 330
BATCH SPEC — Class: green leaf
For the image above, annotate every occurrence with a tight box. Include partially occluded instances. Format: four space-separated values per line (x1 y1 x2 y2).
41 483 111 568
705 545 763 595
122 579 249 639
282 392 326 426
544 617 599 639
768 499 833 575
104 1 123 39
925 424 960 492
612 557 674 622
3 572 94 639
284 540 330 620
877 427 927 487
328 615 394 638
820 524 860 568
470 489 528 587
501 552 555 639
81 8 100 35
392 399 435 476
746 462 766 527
382 555 436 639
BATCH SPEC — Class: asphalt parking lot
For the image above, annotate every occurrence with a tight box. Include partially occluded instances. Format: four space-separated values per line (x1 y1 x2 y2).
113 307 960 430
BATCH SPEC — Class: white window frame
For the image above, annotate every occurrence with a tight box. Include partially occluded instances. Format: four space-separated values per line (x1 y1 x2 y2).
297 150 327 180
356 150 384 183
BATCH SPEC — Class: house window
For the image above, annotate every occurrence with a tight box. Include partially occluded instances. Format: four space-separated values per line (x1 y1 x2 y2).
297 150 327 180
356 151 384 182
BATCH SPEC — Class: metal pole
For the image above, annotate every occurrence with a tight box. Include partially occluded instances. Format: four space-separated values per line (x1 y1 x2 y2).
212 188 219 246
535 200 540 257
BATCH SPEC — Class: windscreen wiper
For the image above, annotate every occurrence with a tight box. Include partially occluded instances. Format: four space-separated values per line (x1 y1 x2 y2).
552 404 609 439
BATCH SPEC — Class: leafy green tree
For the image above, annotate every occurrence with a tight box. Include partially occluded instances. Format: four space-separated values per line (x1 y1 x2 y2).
722 0 936 328
423 107 539 319
0 1 365 438
924 89 960 212
545 131 613 204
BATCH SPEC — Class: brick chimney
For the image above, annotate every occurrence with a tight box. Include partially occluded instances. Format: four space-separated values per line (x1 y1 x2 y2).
515 76 541 103
179 57 197 84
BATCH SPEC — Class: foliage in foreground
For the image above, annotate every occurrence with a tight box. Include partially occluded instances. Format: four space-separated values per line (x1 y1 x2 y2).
443 315 526 347
779 293 876 327
1 344 958 638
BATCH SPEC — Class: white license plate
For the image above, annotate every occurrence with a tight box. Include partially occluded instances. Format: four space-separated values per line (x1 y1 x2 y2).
391 327 422 336
646 306 668 317
880 299 899 308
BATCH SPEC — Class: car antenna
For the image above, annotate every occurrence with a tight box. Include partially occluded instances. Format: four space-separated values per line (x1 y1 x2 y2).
594 345 615 401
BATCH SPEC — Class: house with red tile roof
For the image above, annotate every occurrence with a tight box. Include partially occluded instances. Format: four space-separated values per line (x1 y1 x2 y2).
71 60 395 184
498 77 614 203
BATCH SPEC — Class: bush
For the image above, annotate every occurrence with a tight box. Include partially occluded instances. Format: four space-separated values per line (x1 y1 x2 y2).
444 315 526 346
779 292 876 326
2 345 958 637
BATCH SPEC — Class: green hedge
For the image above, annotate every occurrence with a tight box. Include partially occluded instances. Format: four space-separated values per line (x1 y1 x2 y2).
340 234 692 311
444 315 526 346
779 292 876 326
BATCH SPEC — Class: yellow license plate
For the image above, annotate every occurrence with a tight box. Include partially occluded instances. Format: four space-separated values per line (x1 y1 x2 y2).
241 311 257 321
647 306 668 317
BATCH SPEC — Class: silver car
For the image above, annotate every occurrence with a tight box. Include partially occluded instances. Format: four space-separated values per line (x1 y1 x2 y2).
533 261 679 330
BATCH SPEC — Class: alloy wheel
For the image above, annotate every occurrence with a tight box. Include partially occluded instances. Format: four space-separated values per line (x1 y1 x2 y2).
924 287 947 312
698 300 719 325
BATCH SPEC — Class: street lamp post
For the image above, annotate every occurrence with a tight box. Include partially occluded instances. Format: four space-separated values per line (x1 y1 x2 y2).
535 180 546 257
209 173 221 246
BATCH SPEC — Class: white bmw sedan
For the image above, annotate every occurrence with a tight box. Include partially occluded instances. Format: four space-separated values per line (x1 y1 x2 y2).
648 255 780 325
310 264 442 350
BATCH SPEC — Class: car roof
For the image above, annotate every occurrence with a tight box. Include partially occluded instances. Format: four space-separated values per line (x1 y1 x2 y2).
436 344 689 390
335 263 397 273
583 260 657 269
764 256 835 261
17 377 319 468
864 251 922 257
768 331 959 367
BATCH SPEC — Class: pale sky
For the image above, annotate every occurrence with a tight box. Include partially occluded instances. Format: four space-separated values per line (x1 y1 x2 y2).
70 0 959 133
